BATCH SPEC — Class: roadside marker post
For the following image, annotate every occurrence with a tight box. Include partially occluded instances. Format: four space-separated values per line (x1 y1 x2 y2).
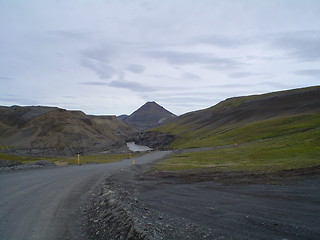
77 154 80 165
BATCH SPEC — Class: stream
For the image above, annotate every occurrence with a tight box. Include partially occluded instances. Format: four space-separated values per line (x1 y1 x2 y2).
126 142 152 152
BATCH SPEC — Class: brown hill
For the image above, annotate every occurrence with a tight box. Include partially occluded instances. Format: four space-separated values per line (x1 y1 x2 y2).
0 106 137 154
124 101 176 131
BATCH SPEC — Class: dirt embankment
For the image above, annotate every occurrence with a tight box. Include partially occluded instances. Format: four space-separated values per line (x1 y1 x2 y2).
81 159 320 240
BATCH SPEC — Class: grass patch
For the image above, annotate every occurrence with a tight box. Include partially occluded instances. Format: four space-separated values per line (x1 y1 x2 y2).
156 128 320 172
0 153 135 166
161 114 320 149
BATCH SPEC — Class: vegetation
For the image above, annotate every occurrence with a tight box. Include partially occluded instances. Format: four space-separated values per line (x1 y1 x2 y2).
208 86 319 111
156 127 320 172
0 153 135 166
159 114 320 149
155 113 320 172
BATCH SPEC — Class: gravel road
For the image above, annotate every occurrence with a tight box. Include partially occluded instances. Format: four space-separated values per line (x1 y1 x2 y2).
0 151 171 240
1 151 319 240
85 162 320 240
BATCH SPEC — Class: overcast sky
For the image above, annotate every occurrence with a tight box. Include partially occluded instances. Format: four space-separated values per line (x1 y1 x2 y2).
1 0 319 115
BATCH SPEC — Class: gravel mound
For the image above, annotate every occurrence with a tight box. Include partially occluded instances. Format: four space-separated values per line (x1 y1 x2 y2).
0 160 55 171
0 160 23 168
25 160 55 167
81 164 215 240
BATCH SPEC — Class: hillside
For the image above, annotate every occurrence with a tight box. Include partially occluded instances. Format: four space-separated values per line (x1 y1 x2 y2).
124 101 176 131
152 86 320 148
0 106 137 155
143 86 320 172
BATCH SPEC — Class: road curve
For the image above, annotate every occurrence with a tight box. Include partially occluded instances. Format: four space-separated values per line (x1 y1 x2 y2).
0 151 170 240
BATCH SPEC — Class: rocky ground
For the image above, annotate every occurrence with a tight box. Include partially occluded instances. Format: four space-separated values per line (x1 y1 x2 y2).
80 163 214 240
0 160 55 171
80 159 320 240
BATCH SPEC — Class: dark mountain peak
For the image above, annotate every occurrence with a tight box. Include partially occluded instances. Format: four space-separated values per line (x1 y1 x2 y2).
124 101 176 131
117 114 129 121
133 101 174 116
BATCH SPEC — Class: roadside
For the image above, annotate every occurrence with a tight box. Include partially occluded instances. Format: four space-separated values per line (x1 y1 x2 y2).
0 151 170 240
0 159 55 172
83 154 320 239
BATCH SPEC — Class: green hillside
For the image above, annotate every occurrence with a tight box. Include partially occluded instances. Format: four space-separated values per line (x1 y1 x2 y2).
156 114 320 172
167 113 320 149
154 86 320 148
152 86 320 172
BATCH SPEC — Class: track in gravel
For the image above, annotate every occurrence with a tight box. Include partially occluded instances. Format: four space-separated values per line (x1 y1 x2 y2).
137 180 320 239
0 151 170 240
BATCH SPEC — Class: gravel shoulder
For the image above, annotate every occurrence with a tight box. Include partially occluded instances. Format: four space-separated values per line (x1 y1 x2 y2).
83 159 320 239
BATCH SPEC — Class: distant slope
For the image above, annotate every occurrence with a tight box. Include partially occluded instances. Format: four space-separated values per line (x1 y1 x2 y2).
124 101 176 131
152 86 320 148
0 106 137 151
117 114 129 121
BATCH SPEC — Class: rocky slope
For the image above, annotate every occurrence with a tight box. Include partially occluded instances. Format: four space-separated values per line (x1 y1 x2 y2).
123 102 176 131
0 106 137 155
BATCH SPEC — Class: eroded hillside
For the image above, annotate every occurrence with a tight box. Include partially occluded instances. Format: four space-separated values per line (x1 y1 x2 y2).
0 106 137 155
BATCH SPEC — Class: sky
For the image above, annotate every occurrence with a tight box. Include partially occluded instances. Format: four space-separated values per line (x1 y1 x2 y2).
0 0 319 116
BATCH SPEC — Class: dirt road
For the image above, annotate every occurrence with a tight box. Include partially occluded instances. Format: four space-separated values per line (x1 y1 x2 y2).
88 163 320 239
0 151 170 240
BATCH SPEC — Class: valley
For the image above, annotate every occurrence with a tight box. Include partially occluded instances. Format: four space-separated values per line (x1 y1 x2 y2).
0 86 319 240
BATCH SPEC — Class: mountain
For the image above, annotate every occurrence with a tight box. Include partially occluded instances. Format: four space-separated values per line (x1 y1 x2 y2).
145 86 320 148
117 114 129 121
124 101 176 131
0 106 137 155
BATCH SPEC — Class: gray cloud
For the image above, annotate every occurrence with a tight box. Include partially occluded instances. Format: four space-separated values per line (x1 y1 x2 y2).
229 71 272 79
156 96 216 104
149 74 172 80
126 64 145 73
82 47 115 63
81 59 117 79
63 96 76 99
206 81 290 89
294 69 320 78
109 80 156 92
182 72 201 80
80 45 121 79
0 95 38 105
145 50 241 68
0 76 13 81
207 83 250 89
47 30 90 40
271 30 320 61
191 35 250 48
259 81 292 89
80 79 156 93
80 81 108 86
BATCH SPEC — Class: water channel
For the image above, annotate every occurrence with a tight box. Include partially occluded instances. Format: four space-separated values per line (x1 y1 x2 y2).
126 142 152 152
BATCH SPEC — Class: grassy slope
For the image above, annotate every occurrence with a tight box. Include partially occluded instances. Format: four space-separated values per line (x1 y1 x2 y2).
169 114 320 149
157 119 320 172
0 153 135 166
153 86 320 172
155 86 320 148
